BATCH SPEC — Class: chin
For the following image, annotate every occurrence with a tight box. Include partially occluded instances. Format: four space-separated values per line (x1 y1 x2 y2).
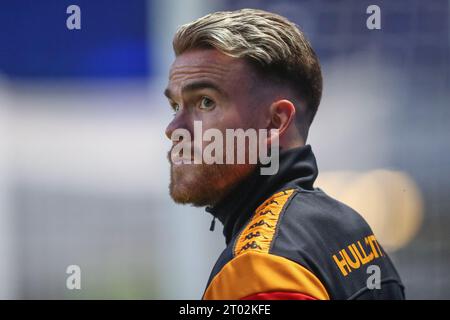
168 163 254 207
169 164 221 207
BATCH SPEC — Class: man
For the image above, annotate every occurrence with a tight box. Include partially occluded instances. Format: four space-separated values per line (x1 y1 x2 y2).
164 9 405 300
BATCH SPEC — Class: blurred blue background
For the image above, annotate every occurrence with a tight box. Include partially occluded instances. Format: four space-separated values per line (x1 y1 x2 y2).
0 0 448 299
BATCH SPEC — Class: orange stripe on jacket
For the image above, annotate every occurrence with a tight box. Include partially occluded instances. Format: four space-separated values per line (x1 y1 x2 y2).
203 251 330 300
234 189 295 256
241 292 317 300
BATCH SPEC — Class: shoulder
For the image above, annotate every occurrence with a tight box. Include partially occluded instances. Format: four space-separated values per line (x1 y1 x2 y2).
205 188 405 300
269 188 405 299
232 187 374 259
204 189 329 300
275 188 376 250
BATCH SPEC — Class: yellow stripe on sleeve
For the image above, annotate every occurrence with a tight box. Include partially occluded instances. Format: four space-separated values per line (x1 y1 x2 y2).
203 251 330 300
234 189 295 256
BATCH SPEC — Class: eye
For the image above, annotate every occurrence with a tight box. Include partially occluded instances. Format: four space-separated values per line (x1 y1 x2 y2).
199 97 215 110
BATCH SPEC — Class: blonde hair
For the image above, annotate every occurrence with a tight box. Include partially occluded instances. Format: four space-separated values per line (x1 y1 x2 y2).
173 8 322 127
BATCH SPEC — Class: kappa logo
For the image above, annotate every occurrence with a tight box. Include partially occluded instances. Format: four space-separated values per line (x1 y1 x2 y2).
234 189 295 256
238 241 263 254
258 209 275 216
243 231 268 241
248 219 273 229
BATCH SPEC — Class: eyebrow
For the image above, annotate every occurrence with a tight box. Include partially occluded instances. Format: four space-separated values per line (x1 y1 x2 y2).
164 80 225 100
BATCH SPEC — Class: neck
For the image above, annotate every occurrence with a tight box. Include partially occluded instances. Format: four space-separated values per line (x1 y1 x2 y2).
206 144 318 244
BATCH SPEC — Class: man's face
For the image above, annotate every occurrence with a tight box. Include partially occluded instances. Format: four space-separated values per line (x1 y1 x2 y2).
164 49 265 206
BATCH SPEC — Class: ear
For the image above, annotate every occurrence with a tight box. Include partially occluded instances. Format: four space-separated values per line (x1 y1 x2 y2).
266 99 296 144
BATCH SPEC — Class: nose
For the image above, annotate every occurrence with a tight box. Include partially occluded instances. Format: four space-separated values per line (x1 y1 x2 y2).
165 111 189 141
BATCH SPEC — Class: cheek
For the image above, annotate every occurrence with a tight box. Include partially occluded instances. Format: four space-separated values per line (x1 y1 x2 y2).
195 108 226 130
229 100 260 129
213 106 248 130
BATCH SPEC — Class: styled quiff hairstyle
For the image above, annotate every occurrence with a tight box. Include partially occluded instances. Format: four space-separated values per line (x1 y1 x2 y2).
173 8 322 135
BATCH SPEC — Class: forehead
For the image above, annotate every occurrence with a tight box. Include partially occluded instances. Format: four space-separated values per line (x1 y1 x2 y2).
168 49 251 86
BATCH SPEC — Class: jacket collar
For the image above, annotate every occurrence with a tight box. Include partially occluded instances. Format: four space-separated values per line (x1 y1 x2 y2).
206 144 319 245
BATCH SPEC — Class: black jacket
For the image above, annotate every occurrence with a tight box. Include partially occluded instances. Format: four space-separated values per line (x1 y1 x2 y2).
202 145 405 300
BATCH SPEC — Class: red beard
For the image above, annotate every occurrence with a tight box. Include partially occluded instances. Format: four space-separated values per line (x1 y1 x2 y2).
168 151 255 207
